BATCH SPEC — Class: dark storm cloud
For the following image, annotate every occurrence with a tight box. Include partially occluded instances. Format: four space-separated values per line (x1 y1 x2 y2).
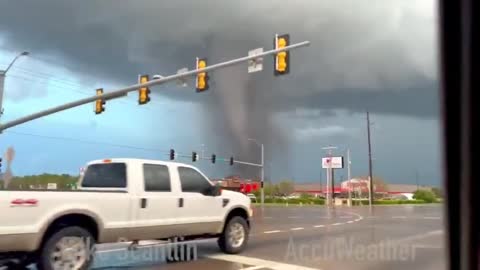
0 0 438 178
0 0 438 118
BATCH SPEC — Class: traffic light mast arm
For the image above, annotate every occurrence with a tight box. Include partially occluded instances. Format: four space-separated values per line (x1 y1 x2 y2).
0 40 310 132
231 159 263 167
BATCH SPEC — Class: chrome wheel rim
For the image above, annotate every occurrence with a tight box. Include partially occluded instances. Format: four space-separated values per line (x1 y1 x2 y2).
49 236 88 270
228 222 245 248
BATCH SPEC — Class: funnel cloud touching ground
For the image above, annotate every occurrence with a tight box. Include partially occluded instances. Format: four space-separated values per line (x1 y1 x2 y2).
0 0 440 181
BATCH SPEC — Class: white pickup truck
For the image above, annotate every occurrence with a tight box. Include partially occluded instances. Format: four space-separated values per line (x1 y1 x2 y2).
0 158 253 269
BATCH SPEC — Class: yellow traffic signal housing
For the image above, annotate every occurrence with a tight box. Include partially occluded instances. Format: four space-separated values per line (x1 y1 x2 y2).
95 88 105 114
274 34 290 76
138 74 151 105
195 58 209 92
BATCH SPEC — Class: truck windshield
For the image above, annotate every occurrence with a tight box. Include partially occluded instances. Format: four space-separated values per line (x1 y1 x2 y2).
81 163 127 188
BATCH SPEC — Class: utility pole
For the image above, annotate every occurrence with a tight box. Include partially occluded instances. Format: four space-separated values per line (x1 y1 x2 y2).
367 111 374 207
347 148 352 206
0 51 29 121
322 146 337 207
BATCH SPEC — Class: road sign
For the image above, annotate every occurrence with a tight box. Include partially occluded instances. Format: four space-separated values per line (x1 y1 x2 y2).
47 183 57 190
248 48 264 73
322 156 344 169
176 68 188 87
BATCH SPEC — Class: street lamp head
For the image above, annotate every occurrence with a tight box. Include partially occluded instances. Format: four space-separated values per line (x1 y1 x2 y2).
20 51 30 56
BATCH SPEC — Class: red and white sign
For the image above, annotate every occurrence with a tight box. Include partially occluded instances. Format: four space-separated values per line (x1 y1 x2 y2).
322 157 344 169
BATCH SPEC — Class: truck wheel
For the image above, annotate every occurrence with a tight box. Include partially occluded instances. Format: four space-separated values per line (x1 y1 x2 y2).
218 216 249 254
37 226 95 270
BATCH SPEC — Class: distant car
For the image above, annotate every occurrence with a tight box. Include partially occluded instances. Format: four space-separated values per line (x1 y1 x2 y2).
246 193 257 202
287 194 300 199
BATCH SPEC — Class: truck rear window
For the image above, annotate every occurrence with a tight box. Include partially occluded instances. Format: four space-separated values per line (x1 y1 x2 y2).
82 163 127 188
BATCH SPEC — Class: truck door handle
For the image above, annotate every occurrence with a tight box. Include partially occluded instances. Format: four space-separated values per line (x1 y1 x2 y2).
178 198 184 208
141 198 147 208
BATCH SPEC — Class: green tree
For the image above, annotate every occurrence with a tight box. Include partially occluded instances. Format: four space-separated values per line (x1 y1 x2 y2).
300 193 313 199
8 174 78 190
277 180 294 196
431 187 443 198
413 189 437 203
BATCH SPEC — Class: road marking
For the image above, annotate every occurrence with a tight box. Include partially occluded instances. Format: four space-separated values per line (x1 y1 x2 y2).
331 223 342 226
374 230 444 247
290 227 304 231
263 216 273 219
354 218 362 222
346 221 354 224
314 225 325 228
207 254 321 270
392 216 407 219
288 216 301 218
264 230 282 234
424 216 441 220
339 216 352 218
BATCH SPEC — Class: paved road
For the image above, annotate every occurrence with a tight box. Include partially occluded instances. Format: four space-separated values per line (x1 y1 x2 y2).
89 204 446 270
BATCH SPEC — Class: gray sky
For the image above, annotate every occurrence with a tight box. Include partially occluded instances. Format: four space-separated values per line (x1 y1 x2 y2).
0 0 442 185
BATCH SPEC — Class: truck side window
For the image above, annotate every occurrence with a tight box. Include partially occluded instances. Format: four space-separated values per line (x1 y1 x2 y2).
178 167 212 195
82 163 126 188
143 164 171 192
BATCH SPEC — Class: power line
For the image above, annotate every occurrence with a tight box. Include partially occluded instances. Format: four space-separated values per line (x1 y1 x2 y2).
5 130 235 165
4 74 166 111
6 130 171 154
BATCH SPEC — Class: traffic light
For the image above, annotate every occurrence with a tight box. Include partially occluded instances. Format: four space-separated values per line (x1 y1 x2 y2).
138 74 151 105
169 149 175 160
0 158 2 172
95 88 105 114
230 157 234 166
211 154 216 164
274 34 290 76
195 58 209 92
192 152 198 162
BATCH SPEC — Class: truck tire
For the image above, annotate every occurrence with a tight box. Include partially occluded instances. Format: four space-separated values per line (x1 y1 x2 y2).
218 216 249 254
37 226 95 270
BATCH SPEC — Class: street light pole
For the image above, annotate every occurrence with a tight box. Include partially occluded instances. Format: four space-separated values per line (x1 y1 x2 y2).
367 111 374 208
201 144 206 159
0 51 29 120
347 148 352 206
261 142 265 205
248 138 264 206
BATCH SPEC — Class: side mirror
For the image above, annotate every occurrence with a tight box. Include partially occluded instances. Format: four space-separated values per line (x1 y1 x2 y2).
209 185 222 196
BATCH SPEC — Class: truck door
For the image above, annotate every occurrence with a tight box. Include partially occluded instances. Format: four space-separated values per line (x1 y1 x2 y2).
177 166 224 235
131 163 180 240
